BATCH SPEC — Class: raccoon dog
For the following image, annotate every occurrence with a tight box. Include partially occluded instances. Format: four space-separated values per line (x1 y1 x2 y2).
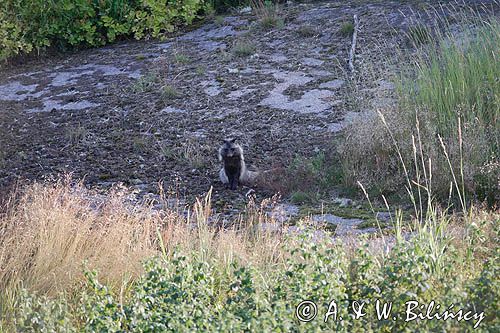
218 138 253 190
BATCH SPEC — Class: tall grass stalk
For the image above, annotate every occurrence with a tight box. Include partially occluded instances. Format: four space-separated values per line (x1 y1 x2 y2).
401 17 499 140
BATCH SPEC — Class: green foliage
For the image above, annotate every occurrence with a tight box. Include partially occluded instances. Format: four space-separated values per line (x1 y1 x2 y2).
400 19 499 139
196 65 206 75
130 72 160 93
290 191 313 204
214 15 225 27
80 270 125 332
286 152 343 193
174 53 191 64
398 19 500 203
209 0 248 13
467 254 500 327
297 25 317 37
343 14 499 204
161 85 180 100
15 290 76 332
339 22 354 37
14 225 499 331
251 0 283 30
232 40 256 57
0 0 207 61
407 25 431 46
260 15 284 30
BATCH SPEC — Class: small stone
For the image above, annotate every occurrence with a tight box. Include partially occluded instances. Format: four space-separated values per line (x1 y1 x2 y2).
301 57 324 67
333 197 353 207
239 6 252 14
340 199 352 208
376 212 392 222
319 79 345 90
378 80 395 91
131 178 143 185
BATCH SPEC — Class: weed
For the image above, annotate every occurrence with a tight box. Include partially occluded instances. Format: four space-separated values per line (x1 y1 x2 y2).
174 53 191 64
130 72 158 93
0 149 5 169
339 21 354 37
66 125 91 146
195 66 206 75
290 191 312 204
3 179 498 331
342 6 499 204
160 85 180 100
407 25 431 46
214 15 225 27
132 135 151 153
158 136 209 170
232 40 256 57
297 25 317 37
158 141 177 160
250 0 284 30
400 20 499 136
180 137 210 169
261 16 284 29
266 152 343 195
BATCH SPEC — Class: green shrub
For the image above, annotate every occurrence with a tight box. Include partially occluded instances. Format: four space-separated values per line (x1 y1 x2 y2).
290 191 312 204
284 152 342 194
339 22 354 37
130 72 160 93
161 84 180 100
251 0 283 29
13 223 499 331
210 0 248 13
297 25 317 37
15 290 76 332
232 40 256 57
0 0 207 61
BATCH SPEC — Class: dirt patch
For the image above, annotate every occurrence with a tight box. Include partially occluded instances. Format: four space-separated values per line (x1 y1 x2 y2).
0 0 495 233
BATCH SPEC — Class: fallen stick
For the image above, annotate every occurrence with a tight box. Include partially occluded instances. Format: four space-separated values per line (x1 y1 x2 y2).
348 14 359 73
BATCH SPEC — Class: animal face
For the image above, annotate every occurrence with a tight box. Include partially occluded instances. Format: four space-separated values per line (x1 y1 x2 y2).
221 138 241 158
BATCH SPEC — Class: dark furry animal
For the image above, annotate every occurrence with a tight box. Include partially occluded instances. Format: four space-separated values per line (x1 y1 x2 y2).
218 138 256 190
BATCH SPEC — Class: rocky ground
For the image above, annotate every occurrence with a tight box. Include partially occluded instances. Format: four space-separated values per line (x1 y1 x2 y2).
0 0 496 234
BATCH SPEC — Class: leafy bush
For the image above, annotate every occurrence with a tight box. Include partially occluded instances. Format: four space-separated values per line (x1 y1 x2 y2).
210 0 248 13
13 222 500 331
0 0 207 61
4 180 499 331
339 21 354 37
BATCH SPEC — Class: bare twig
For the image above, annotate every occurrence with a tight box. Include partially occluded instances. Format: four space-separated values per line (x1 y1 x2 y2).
348 14 359 73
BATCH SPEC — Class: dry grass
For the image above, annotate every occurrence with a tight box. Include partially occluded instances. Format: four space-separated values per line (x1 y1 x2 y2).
250 0 284 29
0 176 498 330
0 179 159 298
0 177 291 320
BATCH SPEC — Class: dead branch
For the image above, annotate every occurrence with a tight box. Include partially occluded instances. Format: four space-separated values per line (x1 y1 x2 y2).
348 14 359 73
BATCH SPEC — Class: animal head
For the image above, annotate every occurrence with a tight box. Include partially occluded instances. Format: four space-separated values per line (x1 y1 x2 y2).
219 138 244 160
